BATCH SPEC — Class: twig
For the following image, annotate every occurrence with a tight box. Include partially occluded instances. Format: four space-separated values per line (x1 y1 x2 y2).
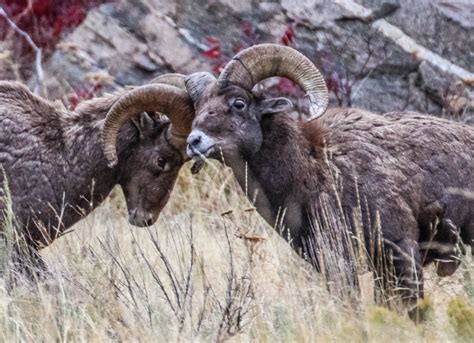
0 6 44 94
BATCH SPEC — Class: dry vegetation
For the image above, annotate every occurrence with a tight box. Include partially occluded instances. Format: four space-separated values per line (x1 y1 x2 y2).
1 2 473 341
0 162 473 342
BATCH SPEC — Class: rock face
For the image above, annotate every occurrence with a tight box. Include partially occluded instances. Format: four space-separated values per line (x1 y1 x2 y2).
360 0 474 70
35 0 473 121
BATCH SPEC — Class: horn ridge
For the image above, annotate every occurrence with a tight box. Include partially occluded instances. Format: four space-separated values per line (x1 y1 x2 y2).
217 43 329 120
101 83 194 167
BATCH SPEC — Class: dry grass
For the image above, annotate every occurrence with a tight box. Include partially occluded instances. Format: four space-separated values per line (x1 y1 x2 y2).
0 162 473 342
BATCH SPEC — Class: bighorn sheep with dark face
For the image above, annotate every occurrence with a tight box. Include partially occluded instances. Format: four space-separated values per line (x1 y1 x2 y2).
185 44 474 304
0 74 194 275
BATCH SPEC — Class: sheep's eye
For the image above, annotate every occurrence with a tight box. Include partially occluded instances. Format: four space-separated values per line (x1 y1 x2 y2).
232 99 247 111
157 157 167 169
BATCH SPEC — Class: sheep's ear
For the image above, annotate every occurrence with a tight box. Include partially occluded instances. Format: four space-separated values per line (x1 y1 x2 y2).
257 97 293 119
132 112 158 139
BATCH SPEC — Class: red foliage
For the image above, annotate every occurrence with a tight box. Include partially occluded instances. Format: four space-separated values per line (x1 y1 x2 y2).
211 62 225 75
325 71 341 93
204 35 219 45
241 20 254 37
202 35 225 74
0 0 114 55
278 22 301 94
201 20 304 97
232 41 245 54
203 45 221 59
277 78 300 97
67 80 103 110
201 21 262 76
281 22 296 47
1 0 113 106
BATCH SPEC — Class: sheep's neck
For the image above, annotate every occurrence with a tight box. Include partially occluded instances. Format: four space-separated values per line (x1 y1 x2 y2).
53 110 136 230
230 116 326 246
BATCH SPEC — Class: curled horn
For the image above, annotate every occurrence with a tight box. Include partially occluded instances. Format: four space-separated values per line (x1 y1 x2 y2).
101 83 194 167
149 73 186 90
218 44 329 119
184 72 216 103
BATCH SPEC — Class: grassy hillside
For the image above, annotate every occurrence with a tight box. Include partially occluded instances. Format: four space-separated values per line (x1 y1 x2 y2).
0 162 473 342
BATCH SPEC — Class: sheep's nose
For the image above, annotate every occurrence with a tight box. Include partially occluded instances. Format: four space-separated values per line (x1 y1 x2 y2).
187 132 202 148
187 129 216 158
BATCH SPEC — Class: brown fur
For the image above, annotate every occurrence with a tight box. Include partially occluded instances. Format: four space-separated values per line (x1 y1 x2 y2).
185 73 474 303
0 81 187 277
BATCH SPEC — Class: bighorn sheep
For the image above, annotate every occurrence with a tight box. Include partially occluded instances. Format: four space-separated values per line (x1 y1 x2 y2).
185 44 474 304
0 74 194 275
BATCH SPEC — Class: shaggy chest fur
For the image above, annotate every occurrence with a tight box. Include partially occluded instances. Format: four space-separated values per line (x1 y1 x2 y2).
245 109 474 256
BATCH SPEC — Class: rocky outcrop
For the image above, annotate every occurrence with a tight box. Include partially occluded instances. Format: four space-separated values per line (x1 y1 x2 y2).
35 0 473 121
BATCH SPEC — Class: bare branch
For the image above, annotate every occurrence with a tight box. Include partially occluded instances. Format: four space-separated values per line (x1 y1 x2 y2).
0 6 44 94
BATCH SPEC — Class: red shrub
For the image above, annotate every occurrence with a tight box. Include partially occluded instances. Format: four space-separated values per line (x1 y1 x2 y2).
1 0 114 59
281 22 296 47
68 80 103 110
200 20 303 97
1 0 114 105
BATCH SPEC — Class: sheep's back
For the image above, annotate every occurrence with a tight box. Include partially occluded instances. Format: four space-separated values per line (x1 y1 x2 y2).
321 108 473 240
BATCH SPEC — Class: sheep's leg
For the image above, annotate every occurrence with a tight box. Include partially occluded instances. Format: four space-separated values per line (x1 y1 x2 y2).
386 238 423 304
435 218 463 276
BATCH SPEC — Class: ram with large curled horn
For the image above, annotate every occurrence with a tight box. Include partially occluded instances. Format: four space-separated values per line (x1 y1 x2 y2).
185 43 474 310
0 74 194 277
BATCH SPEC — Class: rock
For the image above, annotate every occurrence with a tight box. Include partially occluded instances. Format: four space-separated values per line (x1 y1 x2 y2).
358 0 474 71
139 13 208 74
418 61 453 101
432 0 474 29
351 75 409 113
0 44 16 81
219 0 252 13
33 0 472 121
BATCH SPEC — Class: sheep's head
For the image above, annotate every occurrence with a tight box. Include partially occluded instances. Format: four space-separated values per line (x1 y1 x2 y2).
185 44 329 167
101 74 194 227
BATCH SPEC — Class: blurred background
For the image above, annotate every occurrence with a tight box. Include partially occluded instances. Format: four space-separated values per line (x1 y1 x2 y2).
0 0 473 341
1 0 473 120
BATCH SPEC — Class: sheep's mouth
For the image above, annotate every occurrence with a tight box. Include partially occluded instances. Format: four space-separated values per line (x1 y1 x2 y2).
189 145 215 174
129 216 155 227
187 144 215 159
128 210 157 227
128 192 170 227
